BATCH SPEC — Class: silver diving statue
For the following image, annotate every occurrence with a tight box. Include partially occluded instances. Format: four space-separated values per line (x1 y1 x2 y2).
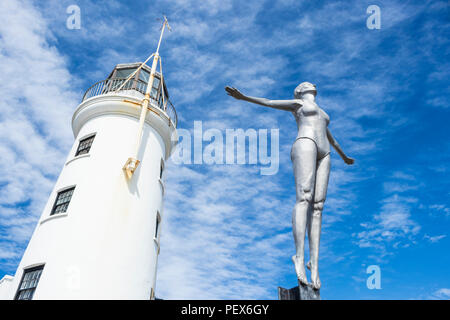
225 82 354 289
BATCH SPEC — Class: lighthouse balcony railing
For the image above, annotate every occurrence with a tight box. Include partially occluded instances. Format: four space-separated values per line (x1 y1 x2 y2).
82 78 177 127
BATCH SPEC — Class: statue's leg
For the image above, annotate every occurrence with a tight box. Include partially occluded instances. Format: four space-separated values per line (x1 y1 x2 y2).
291 138 317 286
309 154 330 290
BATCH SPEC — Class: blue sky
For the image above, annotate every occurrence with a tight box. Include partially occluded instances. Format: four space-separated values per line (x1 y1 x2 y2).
0 0 449 299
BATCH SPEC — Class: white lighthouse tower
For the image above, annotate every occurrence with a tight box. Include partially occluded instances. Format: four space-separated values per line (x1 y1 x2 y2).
0 18 177 300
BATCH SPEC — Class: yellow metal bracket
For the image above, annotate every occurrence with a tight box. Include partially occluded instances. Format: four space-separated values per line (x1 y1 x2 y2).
122 99 143 106
122 157 140 179
123 99 161 117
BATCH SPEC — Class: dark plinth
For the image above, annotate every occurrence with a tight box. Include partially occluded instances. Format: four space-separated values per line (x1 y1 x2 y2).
278 282 320 300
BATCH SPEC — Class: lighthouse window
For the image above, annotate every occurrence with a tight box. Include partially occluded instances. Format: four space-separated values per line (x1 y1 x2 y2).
160 159 164 179
138 70 161 99
75 134 95 156
155 212 161 239
14 265 44 300
139 70 160 88
51 187 75 215
152 77 161 89
114 68 136 79
151 87 158 99
152 78 161 99
139 69 150 82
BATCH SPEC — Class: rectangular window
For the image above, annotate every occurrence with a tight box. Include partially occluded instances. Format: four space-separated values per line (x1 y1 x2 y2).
75 134 95 156
114 68 136 79
155 212 161 239
138 70 160 100
139 70 160 88
15 265 44 300
160 159 164 179
51 187 75 215
138 69 150 82
151 78 160 100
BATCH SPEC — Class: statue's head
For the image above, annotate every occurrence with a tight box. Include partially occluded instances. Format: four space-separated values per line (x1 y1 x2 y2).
294 82 317 98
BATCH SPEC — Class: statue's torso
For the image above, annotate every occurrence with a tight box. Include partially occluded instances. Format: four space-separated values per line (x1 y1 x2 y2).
293 99 330 158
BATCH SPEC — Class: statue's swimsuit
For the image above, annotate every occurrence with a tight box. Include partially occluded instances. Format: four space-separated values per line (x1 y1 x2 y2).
292 100 330 160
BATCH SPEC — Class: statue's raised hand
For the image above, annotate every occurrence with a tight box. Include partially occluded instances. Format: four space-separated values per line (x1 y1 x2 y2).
225 86 246 100
344 156 355 165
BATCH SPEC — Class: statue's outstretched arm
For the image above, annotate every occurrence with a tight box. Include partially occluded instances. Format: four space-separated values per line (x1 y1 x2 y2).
326 128 355 165
225 86 300 111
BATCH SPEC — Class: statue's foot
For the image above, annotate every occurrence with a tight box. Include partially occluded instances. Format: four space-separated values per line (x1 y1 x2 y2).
311 278 321 290
292 255 308 285
310 266 321 290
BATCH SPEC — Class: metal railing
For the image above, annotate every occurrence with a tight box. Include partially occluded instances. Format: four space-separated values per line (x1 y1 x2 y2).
82 78 177 127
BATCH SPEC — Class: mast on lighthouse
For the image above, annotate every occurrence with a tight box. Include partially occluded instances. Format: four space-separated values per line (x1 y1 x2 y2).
0 17 178 300
123 16 172 178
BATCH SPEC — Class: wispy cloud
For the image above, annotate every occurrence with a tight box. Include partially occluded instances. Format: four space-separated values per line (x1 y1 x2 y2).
157 162 293 299
0 0 78 272
354 172 421 258
427 288 450 300
423 234 446 243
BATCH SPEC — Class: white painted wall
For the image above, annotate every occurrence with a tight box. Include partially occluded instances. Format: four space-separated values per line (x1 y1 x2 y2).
6 93 177 299
0 275 14 299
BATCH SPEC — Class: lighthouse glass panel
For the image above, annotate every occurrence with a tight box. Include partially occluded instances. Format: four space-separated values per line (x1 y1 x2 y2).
139 69 150 82
112 68 137 91
75 134 95 156
139 70 161 100
114 68 136 79
15 265 44 300
51 187 75 215
138 70 161 88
